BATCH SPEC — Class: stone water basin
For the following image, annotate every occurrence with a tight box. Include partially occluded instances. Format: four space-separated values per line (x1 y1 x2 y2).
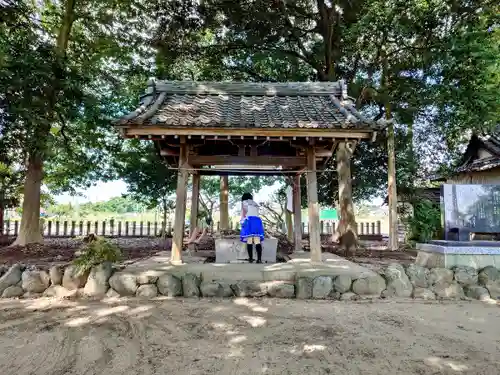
215 236 277 264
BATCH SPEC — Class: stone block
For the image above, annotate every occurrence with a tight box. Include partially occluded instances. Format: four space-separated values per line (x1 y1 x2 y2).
429 268 453 286
136 284 158 298
21 270 50 293
182 273 201 297
432 282 464 299
231 280 267 297
83 262 113 297
43 285 78 299
478 266 499 285
382 263 413 297
266 281 295 298
0 264 22 294
62 266 89 290
312 276 333 299
351 274 386 296
295 277 313 299
1 285 24 298
109 272 138 296
464 285 490 301
333 275 352 293
200 282 234 297
49 266 63 285
405 264 429 288
453 265 478 286
157 274 182 297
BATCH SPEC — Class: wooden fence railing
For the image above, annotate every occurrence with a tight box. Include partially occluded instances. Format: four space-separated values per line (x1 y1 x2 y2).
1 219 382 238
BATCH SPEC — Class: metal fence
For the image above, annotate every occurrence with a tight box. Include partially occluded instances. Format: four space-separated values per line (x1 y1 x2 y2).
1 219 382 238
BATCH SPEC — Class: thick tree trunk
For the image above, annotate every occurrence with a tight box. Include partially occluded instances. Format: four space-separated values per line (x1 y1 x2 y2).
13 153 44 245
219 176 229 230
306 146 322 262
336 141 358 244
171 141 188 264
387 120 399 250
292 174 302 253
13 0 77 246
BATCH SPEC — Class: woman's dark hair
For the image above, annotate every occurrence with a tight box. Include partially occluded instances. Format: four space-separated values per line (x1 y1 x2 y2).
241 192 253 201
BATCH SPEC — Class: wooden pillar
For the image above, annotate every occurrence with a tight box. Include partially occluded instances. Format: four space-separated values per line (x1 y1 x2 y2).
306 146 321 262
387 123 399 250
171 138 188 265
285 209 293 241
292 174 302 253
219 175 229 230
190 173 200 236
336 141 358 243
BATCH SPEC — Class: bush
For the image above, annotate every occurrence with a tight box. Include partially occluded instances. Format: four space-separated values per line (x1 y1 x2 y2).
73 236 122 272
405 199 442 243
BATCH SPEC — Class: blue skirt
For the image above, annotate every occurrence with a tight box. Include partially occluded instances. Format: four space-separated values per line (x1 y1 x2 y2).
240 216 265 242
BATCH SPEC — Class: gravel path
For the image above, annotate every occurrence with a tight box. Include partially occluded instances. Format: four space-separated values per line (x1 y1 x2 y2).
0 298 499 374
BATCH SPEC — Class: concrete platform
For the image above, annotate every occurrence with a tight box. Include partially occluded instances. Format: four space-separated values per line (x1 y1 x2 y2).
123 251 376 283
416 242 500 268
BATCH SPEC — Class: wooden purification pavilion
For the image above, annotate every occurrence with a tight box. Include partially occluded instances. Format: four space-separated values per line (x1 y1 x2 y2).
114 79 381 264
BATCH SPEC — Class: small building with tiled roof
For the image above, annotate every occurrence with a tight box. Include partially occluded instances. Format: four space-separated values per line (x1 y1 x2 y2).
436 132 500 184
113 79 386 264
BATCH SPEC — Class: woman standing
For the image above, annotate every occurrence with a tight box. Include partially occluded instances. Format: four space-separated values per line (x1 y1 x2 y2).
239 192 265 263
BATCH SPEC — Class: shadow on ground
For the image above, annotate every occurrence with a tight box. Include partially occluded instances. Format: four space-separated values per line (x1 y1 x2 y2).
0 297 499 375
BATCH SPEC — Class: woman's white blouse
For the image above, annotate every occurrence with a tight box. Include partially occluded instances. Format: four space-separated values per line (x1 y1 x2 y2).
242 199 260 217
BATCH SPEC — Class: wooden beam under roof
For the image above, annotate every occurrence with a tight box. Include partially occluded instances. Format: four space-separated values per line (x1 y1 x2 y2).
123 127 372 139
197 169 302 176
188 155 307 167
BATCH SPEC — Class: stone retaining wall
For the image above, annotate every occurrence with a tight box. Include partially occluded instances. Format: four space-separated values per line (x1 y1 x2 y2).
0 263 499 301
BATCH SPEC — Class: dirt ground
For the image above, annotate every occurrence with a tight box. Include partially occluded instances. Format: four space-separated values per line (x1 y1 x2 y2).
0 237 173 267
0 237 414 270
0 298 499 375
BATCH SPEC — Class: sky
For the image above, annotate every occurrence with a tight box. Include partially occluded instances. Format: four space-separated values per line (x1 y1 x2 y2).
55 180 129 204
55 179 384 211
55 179 280 205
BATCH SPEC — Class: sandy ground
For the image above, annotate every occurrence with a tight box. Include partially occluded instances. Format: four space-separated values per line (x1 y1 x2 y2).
0 298 499 375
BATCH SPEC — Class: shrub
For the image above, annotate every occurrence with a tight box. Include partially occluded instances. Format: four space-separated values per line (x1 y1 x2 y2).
405 199 442 243
73 236 122 272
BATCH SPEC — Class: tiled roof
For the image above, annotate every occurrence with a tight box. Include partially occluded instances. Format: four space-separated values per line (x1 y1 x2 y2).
455 131 500 173
456 156 500 173
114 80 378 130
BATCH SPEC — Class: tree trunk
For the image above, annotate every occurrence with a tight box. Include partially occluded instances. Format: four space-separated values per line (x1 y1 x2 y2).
161 198 168 238
306 145 322 262
219 176 229 230
336 141 357 242
13 0 77 246
387 120 399 250
13 153 44 245
292 174 302 252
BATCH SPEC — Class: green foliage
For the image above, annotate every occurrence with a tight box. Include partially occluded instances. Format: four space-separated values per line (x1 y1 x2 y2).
114 139 176 213
46 196 149 219
406 199 442 243
73 236 121 272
